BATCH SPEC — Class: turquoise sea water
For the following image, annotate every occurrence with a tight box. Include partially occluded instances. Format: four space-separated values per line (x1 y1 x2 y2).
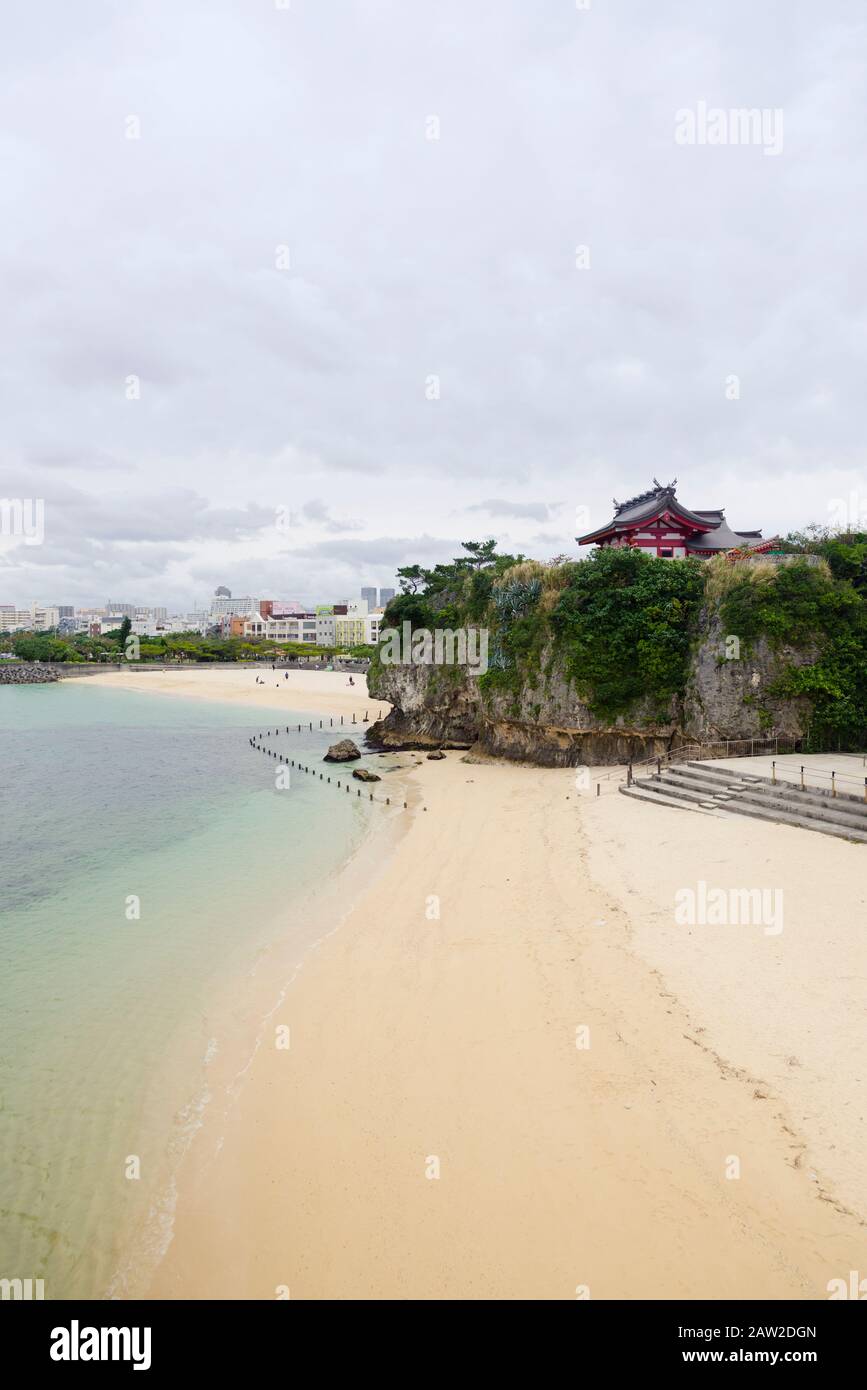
0 682 378 1298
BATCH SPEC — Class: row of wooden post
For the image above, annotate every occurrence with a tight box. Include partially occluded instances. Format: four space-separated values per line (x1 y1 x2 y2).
255 712 384 738
247 736 425 812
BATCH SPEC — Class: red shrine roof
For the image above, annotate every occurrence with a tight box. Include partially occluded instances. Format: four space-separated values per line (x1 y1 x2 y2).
577 479 775 555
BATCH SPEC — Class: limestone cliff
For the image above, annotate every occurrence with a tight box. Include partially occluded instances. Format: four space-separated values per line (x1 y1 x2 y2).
367 620 818 766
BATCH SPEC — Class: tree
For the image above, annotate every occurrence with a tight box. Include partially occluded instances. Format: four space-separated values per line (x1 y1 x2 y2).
458 539 498 570
397 564 427 594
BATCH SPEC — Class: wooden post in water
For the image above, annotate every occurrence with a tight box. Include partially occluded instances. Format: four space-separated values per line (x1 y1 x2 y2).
800 765 805 790
772 761 776 785
832 771 837 798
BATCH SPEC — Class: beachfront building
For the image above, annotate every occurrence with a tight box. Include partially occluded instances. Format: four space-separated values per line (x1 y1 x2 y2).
334 612 381 646
243 613 318 643
315 607 336 645
577 479 777 559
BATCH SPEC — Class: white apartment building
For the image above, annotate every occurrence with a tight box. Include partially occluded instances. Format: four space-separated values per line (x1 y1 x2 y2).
129 612 209 637
0 608 34 633
0 603 61 632
210 595 259 619
243 614 318 643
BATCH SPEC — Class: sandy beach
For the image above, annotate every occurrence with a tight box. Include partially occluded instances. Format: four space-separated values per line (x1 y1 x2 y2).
77 666 388 721
91 667 866 1301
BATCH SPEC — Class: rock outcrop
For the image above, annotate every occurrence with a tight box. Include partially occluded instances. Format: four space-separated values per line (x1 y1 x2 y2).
367 620 818 767
681 610 817 743
324 739 362 762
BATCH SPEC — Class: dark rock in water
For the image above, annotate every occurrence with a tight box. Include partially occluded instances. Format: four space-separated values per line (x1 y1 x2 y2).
324 738 362 762
426 749 446 760
352 767 381 782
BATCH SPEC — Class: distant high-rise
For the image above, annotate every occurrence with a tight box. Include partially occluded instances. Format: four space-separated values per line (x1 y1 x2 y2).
360 586 377 608
210 594 258 618
379 587 395 606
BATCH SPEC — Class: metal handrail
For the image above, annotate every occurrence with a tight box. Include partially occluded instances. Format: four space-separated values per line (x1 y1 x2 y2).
594 736 803 787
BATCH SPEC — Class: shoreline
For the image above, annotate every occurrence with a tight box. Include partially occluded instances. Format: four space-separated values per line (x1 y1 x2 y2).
112 774 413 1299
76 670 866 1299
75 667 414 1299
70 666 389 720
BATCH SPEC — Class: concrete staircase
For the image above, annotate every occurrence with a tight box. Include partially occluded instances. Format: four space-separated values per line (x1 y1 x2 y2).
620 761 867 843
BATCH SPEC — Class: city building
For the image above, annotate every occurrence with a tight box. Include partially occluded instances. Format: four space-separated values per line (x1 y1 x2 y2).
260 599 306 618
379 587 395 605
1 603 64 632
360 586 377 608
334 612 381 647
243 614 318 643
209 592 259 619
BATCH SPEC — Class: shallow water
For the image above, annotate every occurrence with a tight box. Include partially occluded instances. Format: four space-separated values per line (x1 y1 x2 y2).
0 681 376 1298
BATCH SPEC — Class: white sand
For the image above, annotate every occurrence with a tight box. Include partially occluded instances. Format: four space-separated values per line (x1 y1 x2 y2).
72 666 386 720
121 675 867 1300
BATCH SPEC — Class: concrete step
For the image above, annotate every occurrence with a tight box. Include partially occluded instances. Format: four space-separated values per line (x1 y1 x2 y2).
633 777 723 808
619 785 718 814
709 796 867 843
626 770 867 843
748 781 867 818
684 762 766 785
686 761 867 807
736 787 867 834
657 768 751 798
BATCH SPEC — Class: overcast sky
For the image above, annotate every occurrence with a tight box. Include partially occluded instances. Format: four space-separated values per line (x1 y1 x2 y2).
1 0 865 609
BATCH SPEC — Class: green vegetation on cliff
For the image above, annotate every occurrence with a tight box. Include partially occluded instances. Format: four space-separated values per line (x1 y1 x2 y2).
373 532 867 747
549 549 706 720
717 556 867 750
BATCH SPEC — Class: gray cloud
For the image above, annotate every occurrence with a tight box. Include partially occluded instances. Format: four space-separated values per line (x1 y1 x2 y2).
301 499 364 533
1 0 864 606
467 499 558 522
